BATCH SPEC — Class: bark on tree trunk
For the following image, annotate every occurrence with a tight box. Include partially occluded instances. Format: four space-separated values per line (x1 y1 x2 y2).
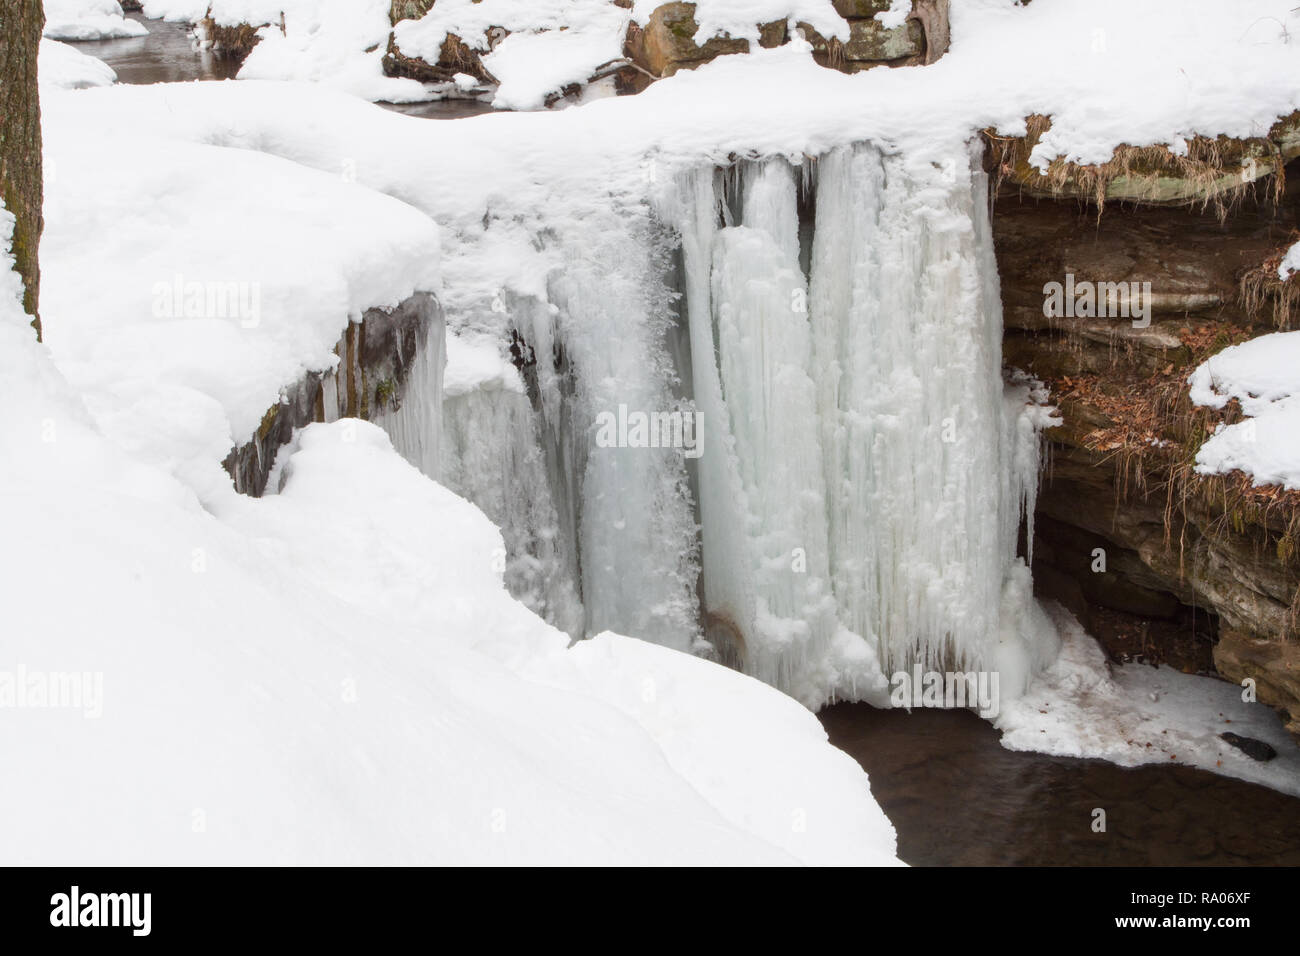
0 0 44 341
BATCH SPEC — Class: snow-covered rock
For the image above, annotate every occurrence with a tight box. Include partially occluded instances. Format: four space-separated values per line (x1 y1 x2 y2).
42 0 147 40
38 37 117 89
208 0 436 103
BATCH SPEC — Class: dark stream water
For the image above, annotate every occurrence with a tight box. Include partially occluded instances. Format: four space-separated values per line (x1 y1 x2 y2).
73 12 1300 869
820 703 1300 866
75 13 239 84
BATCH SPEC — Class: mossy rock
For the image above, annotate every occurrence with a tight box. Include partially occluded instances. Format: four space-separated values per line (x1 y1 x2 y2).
390 0 435 25
633 2 786 76
842 17 923 61
832 0 896 16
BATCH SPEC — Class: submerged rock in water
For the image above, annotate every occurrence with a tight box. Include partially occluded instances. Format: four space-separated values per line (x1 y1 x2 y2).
1220 732 1278 762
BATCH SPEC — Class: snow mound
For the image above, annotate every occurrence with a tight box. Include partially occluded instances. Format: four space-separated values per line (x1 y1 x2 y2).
1188 331 1300 490
42 0 147 40
997 605 1300 796
482 17 629 111
213 0 436 103
39 37 117 90
40 91 442 490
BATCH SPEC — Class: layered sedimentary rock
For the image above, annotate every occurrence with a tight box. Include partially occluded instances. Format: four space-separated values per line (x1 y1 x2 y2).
993 169 1300 735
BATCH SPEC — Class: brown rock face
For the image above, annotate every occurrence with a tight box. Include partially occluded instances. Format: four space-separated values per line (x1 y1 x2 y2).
629 2 785 77
993 182 1300 738
1215 631 1300 736
390 0 436 25
225 294 441 496
201 17 275 62
631 0 941 78
841 17 923 63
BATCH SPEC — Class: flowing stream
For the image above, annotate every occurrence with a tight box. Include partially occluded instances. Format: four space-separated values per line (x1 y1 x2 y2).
821 703 1300 866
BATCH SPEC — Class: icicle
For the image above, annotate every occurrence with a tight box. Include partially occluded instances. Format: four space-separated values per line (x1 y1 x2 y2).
544 197 702 652
372 317 446 482
438 332 584 638
653 140 1058 706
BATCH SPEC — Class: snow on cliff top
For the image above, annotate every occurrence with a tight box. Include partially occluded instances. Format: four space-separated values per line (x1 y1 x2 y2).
42 0 1300 313
39 110 442 492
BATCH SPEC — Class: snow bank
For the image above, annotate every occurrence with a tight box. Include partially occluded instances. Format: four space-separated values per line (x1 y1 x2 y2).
50 1 1300 201
42 0 147 40
1188 331 1300 490
212 0 434 103
39 38 117 90
39 93 442 492
294 0 1298 155
997 605 1300 796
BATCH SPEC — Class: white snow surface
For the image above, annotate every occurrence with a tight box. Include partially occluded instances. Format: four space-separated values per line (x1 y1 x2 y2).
482 19 628 111
42 0 146 40
1 193 900 864
384 0 1300 152
213 0 436 103
998 605 1300 796
393 0 631 111
39 38 117 90
444 330 524 398
1188 331 1300 490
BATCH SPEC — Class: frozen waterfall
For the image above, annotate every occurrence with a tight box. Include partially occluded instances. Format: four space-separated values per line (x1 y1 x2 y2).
657 140 1058 706
376 138 1058 709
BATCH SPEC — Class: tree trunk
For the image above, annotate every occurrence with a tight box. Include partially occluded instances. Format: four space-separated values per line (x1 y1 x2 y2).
0 0 44 341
